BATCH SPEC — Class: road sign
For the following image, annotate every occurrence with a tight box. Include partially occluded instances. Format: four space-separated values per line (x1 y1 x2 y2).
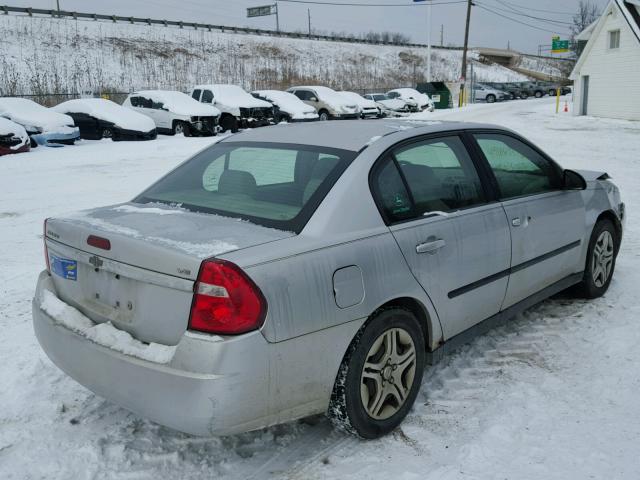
551 36 569 53
247 4 276 17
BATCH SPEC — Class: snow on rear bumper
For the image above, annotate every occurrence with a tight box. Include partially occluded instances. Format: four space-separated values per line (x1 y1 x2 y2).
32 271 270 436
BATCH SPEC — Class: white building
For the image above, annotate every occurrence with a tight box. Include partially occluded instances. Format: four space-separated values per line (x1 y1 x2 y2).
570 0 640 120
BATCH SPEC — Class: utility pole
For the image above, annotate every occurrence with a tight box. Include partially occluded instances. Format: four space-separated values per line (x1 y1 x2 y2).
427 0 432 82
440 24 444 47
308 8 311 37
460 0 473 107
275 2 280 32
56 0 60 16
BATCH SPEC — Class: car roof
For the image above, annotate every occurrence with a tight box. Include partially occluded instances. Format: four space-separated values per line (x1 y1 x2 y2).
221 120 504 151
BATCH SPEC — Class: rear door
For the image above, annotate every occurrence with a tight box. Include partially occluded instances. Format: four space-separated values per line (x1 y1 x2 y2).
471 132 585 308
371 134 511 339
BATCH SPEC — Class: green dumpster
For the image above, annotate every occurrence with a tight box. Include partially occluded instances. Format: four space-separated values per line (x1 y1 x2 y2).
416 82 451 109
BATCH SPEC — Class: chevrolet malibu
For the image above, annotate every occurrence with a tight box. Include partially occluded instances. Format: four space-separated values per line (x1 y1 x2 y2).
33 121 624 439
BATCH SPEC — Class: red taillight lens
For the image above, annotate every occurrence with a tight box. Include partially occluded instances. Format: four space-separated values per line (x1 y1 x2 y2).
188 259 266 335
44 218 50 272
87 235 111 250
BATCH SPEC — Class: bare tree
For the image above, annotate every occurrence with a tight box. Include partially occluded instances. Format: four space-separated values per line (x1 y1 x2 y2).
571 1 600 53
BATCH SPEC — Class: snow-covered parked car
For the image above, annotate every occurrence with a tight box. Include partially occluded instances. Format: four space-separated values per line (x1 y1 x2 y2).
287 86 359 121
363 93 411 117
0 117 30 156
0 98 79 147
191 84 274 132
123 91 220 137
387 88 434 112
251 90 318 123
337 91 381 119
53 98 157 141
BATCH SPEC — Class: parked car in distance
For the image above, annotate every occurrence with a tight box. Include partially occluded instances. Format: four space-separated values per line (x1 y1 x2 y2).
191 84 274 132
0 117 30 155
53 98 157 141
544 83 572 97
363 93 411 117
483 82 518 100
123 90 220 137
0 97 79 147
337 91 381 119
473 84 509 103
287 86 359 120
517 82 547 99
34 120 624 440
386 88 434 112
251 90 318 123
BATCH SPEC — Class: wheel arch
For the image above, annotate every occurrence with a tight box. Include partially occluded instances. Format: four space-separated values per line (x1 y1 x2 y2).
596 210 622 249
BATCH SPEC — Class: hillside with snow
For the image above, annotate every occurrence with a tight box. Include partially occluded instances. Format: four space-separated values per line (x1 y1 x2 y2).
0 14 531 99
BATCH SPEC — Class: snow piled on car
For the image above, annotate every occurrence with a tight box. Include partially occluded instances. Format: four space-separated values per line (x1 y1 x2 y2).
252 90 318 119
0 97 75 132
195 84 273 109
0 116 29 150
53 98 156 132
130 90 221 117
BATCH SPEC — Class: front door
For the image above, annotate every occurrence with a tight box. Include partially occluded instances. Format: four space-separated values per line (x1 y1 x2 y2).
371 135 511 339
472 133 586 308
581 76 589 116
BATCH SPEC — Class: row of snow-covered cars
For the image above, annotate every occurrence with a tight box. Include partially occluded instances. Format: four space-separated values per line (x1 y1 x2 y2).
0 85 434 155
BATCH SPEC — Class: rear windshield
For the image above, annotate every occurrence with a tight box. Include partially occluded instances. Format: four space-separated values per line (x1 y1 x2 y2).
135 141 356 233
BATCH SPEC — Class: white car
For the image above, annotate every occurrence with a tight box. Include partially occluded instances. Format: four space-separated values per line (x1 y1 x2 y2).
472 84 510 104
191 84 274 132
0 98 79 147
0 117 30 155
287 86 359 121
337 91 381 119
123 90 221 136
363 93 411 117
387 88 435 112
251 90 318 123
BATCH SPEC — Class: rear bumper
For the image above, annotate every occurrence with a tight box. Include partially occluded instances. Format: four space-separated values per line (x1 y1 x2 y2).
32 271 270 436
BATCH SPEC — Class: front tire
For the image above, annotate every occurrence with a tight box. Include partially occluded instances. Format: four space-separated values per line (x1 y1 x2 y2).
577 219 618 298
486 94 496 103
535 90 543 98
318 110 330 121
220 115 239 133
173 121 190 136
328 307 425 439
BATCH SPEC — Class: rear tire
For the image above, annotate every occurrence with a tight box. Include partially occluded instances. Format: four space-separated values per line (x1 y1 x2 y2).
486 94 496 103
535 90 543 98
576 219 618 298
521 92 529 99
102 127 114 140
318 110 330 121
328 307 425 439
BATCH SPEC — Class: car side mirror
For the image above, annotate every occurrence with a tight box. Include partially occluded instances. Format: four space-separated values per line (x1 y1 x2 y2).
563 169 587 190
309 96 318 102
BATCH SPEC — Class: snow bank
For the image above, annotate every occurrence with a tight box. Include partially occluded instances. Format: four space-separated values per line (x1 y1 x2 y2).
131 90 221 117
252 90 318 119
195 84 273 109
53 98 156 132
40 289 177 364
0 97 74 132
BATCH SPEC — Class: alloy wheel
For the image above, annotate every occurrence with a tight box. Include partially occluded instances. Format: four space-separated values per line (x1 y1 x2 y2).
592 230 614 287
360 328 417 420
174 122 184 134
102 128 113 139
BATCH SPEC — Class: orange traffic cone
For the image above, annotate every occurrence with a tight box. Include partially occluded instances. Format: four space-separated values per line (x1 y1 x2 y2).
563 101 569 113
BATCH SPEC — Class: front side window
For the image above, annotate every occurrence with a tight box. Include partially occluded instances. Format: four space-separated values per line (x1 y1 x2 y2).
293 90 311 101
136 142 355 232
201 90 214 103
474 133 561 199
191 89 201 101
609 29 620 49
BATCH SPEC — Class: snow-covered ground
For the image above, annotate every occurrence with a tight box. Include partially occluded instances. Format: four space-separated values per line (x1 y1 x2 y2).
1 98 639 479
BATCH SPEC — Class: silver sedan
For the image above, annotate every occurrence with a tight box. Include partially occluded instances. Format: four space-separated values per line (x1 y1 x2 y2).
33 120 625 438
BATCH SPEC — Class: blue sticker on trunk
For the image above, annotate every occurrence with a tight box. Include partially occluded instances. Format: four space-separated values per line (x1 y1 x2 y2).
51 255 77 281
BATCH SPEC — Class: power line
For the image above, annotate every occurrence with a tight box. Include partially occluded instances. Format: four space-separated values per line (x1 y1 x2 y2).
476 4 571 34
482 0 573 26
489 0 575 16
276 0 467 7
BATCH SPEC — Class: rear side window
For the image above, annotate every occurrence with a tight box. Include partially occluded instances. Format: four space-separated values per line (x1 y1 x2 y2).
136 142 355 233
201 90 214 103
192 89 201 101
474 133 561 199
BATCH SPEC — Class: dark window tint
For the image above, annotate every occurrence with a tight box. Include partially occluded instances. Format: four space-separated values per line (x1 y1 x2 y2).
387 92 400 98
201 90 214 104
294 90 312 101
192 89 201 101
474 133 561 199
393 136 485 214
129 96 140 107
136 142 355 233
151 101 164 110
373 157 414 222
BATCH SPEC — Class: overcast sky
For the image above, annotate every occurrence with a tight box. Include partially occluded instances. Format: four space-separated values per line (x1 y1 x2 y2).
11 0 607 54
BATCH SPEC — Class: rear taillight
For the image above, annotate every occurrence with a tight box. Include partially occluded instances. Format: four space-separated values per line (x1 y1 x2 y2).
188 259 266 335
44 218 50 272
87 235 111 250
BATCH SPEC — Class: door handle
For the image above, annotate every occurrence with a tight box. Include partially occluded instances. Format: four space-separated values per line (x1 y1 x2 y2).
416 238 446 254
512 216 532 227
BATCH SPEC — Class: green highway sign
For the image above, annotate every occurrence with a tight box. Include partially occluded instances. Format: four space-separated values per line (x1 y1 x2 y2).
551 36 569 53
